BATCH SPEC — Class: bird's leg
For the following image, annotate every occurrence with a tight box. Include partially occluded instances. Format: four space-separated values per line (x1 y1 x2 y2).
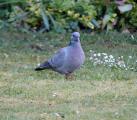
65 74 70 80
65 73 75 80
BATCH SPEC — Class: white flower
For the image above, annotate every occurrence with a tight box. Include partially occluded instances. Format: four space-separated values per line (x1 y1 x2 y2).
108 64 112 67
130 67 134 70
109 55 114 59
111 58 115 62
104 59 109 63
4 53 9 58
93 54 97 57
117 60 126 68
76 110 80 114
96 60 102 64
52 93 57 97
120 56 123 59
37 63 40 66
89 50 92 52
97 53 101 57
89 50 93 52
89 50 137 71
54 113 60 117
131 35 134 40
102 53 107 56
104 56 108 59
128 56 132 59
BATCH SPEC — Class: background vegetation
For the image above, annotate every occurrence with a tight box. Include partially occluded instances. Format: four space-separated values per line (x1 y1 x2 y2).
0 0 137 33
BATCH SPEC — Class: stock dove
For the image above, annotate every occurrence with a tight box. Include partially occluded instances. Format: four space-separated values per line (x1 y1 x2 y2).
35 32 85 79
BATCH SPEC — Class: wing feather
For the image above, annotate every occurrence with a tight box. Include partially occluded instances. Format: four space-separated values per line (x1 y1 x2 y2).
48 48 66 68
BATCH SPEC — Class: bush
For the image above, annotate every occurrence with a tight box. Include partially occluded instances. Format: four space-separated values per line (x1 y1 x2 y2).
0 0 136 33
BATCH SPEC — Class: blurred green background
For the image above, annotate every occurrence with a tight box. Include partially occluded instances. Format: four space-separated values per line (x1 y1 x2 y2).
0 0 137 33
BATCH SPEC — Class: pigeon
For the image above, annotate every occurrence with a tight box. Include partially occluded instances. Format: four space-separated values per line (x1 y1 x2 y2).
35 32 85 79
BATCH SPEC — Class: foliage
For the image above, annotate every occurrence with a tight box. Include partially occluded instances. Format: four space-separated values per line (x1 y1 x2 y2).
0 0 137 32
128 3 137 27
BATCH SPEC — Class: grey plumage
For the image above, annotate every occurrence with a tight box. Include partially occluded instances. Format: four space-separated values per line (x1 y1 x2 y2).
35 32 85 78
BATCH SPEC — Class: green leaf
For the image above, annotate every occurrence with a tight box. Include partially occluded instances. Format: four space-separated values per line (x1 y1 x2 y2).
0 0 26 5
40 0 49 30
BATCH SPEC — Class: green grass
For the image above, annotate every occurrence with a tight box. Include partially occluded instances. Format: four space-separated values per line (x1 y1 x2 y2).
0 30 137 120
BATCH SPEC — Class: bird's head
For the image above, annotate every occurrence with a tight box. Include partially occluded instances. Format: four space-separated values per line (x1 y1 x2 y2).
69 32 80 45
71 32 80 40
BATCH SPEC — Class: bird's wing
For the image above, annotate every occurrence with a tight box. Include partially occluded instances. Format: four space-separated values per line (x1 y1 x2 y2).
48 48 67 68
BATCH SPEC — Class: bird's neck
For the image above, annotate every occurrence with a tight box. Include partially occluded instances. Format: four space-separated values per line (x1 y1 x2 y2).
68 38 81 47
69 41 81 48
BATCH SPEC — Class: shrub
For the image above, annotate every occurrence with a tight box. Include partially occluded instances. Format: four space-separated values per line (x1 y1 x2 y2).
0 0 136 32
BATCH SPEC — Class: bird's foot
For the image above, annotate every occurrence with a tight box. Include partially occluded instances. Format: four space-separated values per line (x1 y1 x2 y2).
65 74 75 80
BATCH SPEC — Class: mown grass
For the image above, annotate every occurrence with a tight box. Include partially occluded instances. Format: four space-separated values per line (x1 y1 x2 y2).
0 30 137 120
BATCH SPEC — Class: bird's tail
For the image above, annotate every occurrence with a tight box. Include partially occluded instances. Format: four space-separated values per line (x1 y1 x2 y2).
35 61 52 71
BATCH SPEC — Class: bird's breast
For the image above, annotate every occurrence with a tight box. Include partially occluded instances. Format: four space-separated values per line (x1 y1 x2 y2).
67 47 85 66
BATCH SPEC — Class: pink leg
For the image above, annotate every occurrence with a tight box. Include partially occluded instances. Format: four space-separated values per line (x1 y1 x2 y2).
65 73 75 80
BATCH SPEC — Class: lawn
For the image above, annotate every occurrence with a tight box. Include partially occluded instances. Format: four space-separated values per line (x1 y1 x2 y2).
0 30 137 120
